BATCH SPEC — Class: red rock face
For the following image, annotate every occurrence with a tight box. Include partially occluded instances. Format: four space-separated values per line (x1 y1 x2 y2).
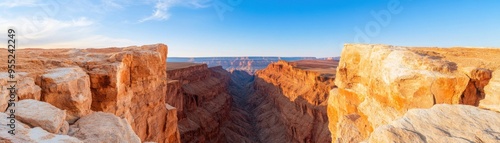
0 44 180 143
250 60 337 143
167 63 233 142
166 60 338 143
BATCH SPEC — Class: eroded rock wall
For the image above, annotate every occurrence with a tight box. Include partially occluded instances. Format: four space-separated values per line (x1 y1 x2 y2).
250 60 336 143
167 64 233 142
0 44 180 143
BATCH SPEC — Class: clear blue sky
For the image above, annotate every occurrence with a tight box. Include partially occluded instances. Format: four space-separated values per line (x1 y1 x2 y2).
1 0 499 57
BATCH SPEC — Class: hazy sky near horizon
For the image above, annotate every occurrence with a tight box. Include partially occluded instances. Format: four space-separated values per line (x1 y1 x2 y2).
1 0 499 57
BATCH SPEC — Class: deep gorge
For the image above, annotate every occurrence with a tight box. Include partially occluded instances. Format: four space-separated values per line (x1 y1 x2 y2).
165 60 337 143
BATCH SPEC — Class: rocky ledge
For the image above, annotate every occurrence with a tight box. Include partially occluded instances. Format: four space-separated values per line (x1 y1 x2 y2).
328 44 500 142
0 44 180 143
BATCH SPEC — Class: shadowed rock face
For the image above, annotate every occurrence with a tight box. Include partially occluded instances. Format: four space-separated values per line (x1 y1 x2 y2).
329 44 500 142
0 44 180 143
167 63 237 142
166 60 338 143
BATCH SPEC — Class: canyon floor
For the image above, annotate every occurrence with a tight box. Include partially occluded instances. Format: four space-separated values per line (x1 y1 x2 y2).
1 44 499 143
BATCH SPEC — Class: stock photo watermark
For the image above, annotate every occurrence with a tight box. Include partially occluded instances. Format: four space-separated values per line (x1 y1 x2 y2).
354 0 410 43
5 28 17 135
212 0 243 21
17 0 63 42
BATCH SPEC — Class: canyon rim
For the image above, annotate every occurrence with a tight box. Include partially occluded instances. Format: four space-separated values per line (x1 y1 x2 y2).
1 43 499 143
1 1 500 142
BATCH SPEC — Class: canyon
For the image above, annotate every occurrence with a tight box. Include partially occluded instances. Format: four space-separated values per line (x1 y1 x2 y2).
167 57 338 74
1 43 499 143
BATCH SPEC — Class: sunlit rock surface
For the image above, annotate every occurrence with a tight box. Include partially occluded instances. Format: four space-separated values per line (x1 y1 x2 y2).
328 44 500 142
368 104 500 143
0 44 179 143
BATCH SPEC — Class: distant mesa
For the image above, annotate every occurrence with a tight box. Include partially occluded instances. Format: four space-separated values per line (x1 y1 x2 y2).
167 57 340 74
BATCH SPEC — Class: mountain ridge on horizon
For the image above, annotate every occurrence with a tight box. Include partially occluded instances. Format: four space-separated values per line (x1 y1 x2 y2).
167 56 340 74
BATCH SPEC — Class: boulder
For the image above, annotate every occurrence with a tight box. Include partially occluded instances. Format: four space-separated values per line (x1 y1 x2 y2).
17 74 42 100
368 104 500 143
0 112 82 143
68 112 141 143
41 67 92 123
13 99 67 134
0 73 41 112
0 75 12 112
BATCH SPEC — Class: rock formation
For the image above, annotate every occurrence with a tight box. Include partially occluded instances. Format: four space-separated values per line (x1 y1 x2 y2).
0 73 41 112
165 60 339 143
223 70 260 143
166 62 237 142
368 104 500 143
68 112 141 143
41 67 92 123
1 43 499 142
12 99 68 134
328 44 500 142
249 60 337 143
480 69 500 112
0 112 81 143
0 44 180 143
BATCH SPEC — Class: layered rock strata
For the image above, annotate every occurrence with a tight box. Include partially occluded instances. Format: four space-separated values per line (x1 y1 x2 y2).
0 44 180 143
328 44 500 142
223 70 260 143
249 60 337 143
167 63 231 142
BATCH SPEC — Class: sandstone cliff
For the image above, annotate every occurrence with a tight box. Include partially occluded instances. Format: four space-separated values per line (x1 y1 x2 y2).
328 44 500 142
167 63 234 142
250 60 337 143
0 44 180 143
